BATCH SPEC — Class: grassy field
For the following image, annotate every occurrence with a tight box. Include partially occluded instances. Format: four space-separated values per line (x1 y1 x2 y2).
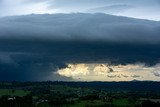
0 89 30 97
113 99 130 106
62 99 130 107
62 100 110 107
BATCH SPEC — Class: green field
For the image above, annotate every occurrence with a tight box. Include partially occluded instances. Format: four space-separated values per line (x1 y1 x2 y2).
0 82 160 107
0 89 30 97
62 100 103 107
62 99 130 107
113 99 130 106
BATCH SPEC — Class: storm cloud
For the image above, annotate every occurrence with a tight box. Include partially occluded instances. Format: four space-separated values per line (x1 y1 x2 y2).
0 13 160 43
0 13 160 81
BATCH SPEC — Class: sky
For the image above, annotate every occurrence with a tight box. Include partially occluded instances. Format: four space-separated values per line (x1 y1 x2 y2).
0 0 160 81
0 0 160 20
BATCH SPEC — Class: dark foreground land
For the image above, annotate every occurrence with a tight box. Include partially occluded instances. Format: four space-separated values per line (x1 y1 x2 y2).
0 81 160 107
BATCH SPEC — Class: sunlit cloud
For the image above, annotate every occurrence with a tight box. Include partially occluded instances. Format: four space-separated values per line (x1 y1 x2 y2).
57 63 160 81
57 64 90 78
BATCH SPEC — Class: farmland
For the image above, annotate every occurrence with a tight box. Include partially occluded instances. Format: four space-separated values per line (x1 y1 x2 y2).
0 81 160 107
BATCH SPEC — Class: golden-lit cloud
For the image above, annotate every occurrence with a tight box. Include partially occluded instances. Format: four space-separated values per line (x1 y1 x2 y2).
57 64 89 78
56 63 160 81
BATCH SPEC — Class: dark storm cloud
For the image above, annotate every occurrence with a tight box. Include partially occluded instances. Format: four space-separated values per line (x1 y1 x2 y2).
0 13 160 43
0 13 160 81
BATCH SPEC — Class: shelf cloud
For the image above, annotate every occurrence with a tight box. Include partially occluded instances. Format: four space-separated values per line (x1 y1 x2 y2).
0 13 160 43
0 13 160 81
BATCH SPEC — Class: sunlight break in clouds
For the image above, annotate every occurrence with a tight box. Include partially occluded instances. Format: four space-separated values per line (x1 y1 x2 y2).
57 63 160 81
